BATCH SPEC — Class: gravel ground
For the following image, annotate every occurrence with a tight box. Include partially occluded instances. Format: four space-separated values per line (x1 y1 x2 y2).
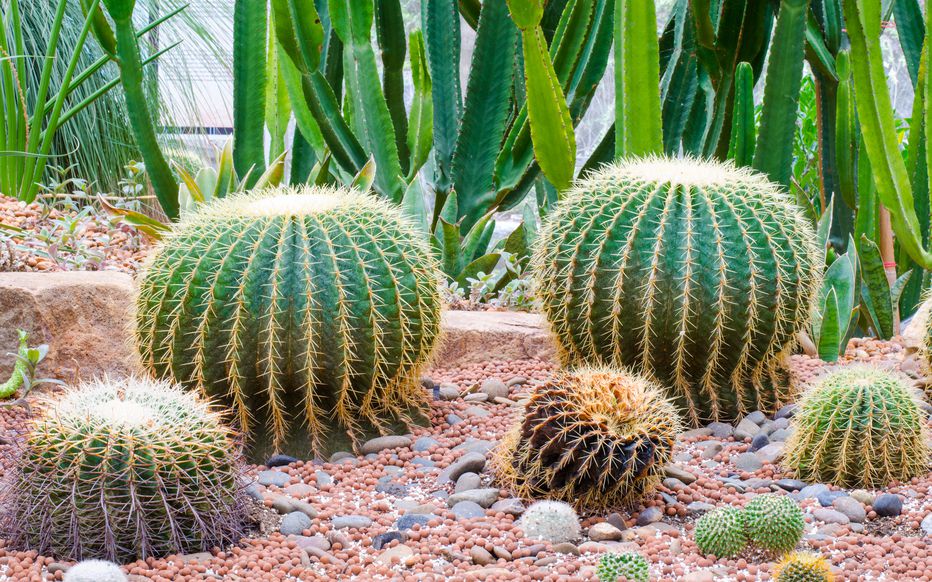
0 340 928 581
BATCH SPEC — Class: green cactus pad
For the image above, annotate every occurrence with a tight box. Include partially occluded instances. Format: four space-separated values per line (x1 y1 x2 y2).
784 367 931 488
135 186 441 456
596 552 650 582
694 507 747 558
743 494 805 554
533 156 821 424
0 377 248 561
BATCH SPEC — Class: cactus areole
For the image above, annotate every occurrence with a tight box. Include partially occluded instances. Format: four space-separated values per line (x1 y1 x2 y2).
534 156 821 424
135 186 442 457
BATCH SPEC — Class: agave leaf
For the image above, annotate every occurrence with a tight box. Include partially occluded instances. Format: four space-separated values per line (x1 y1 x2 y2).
351 157 377 192
456 253 502 289
817 288 841 361
97 196 170 240
858 234 894 338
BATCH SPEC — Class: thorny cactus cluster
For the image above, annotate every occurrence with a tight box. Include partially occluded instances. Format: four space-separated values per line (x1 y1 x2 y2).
784 367 931 488
0 377 248 562
773 552 834 582
694 495 804 558
135 186 442 456
596 552 650 582
494 367 680 510
533 156 821 424
694 507 747 558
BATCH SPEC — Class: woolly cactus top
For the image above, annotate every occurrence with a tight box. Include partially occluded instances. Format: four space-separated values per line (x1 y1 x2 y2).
583 154 775 189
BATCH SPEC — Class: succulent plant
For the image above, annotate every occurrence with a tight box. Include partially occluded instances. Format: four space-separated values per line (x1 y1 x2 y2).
784 367 931 488
135 186 442 456
533 156 821 424
64 560 127 582
517 501 581 544
743 495 805 554
596 552 650 582
494 367 681 510
773 552 834 582
694 507 747 558
0 377 248 562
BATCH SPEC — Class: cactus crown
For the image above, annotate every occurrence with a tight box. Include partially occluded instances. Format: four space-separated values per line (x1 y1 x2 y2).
773 552 834 582
694 507 747 558
0 377 248 562
784 366 931 488
742 494 805 555
64 560 127 582
494 366 681 510
533 156 821 424
596 552 650 582
136 185 442 457
517 500 581 544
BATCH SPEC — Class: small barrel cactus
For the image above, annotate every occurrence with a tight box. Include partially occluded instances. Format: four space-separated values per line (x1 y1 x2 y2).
533 156 821 424
773 552 834 582
0 377 248 561
494 366 681 510
518 501 581 544
784 367 931 488
597 552 650 582
64 560 127 582
743 495 805 554
136 186 441 456
694 507 747 558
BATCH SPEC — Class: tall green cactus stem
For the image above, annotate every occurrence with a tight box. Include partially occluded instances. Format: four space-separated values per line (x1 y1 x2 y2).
533 157 821 424
136 186 441 455
784 367 931 488
728 62 756 166
101 0 179 220
0 377 248 561
233 0 268 185
615 0 663 158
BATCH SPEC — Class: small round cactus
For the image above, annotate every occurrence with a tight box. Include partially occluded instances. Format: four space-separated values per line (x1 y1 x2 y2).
743 495 805 554
533 156 821 424
518 501 581 544
784 367 931 488
694 507 747 558
0 377 248 561
596 552 650 582
136 186 442 456
494 367 681 510
773 552 834 582
64 560 127 582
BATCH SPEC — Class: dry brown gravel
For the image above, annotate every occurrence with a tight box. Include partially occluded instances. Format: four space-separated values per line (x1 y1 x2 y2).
0 332 929 579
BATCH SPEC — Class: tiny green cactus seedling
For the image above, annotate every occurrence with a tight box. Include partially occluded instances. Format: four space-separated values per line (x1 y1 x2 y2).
0 377 248 561
533 156 821 425
135 185 442 457
694 507 747 558
773 552 834 582
64 560 127 582
743 495 805 554
494 366 681 510
0 330 57 401
784 367 931 488
596 552 650 582
518 501 581 544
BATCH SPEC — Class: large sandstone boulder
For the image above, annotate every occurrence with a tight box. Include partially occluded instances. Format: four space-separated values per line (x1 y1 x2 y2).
0 272 140 382
437 310 556 366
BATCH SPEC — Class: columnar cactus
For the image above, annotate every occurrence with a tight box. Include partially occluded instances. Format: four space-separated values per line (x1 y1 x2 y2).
533 156 821 424
494 367 681 510
694 508 747 558
596 552 650 582
0 378 248 562
136 186 442 455
784 367 931 488
743 495 805 554
773 552 834 582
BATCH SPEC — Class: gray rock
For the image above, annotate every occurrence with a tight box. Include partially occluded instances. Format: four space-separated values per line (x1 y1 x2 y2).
280 511 313 535
439 385 460 401
812 508 849 525
329 451 354 463
664 465 697 484
331 515 373 530
796 484 830 500
490 498 525 516
438 452 487 485
663 478 687 491
413 437 440 452
271 495 295 514
480 378 509 399
588 522 624 541
411 457 435 468
446 414 463 425
769 428 792 442
680 427 713 439
258 470 291 488
755 442 785 464
707 422 734 438
734 418 760 440
455 472 482 493
686 501 715 515
289 534 330 552
636 507 663 526
245 482 264 502
745 410 768 425
375 478 408 497
266 454 299 468
463 406 490 418
451 500 486 519
605 512 627 531
315 471 333 486
507 376 528 387
395 514 430 531
453 439 496 455
921 513 932 536
833 496 866 523
464 393 489 402
372 531 407 550
775 479 807 492
697 441 723 459
873 494 903 517
817 491 848 507
361 435 412 455
749 433 770 452
552 542 579 555
850 490 875 506
772 417 790 430
447 488 500 508
734 452 763 472
470 546 495 565
775 403 797 419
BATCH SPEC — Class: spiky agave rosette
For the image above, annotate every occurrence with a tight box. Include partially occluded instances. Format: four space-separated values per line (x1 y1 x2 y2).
494 367 681 510
0 377 249 562
135 186 442 457
533 156 821 424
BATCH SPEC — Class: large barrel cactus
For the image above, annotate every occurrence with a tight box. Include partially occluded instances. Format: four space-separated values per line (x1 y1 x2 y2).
0 377 248 561
533 157 821 424
136 186 441 455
